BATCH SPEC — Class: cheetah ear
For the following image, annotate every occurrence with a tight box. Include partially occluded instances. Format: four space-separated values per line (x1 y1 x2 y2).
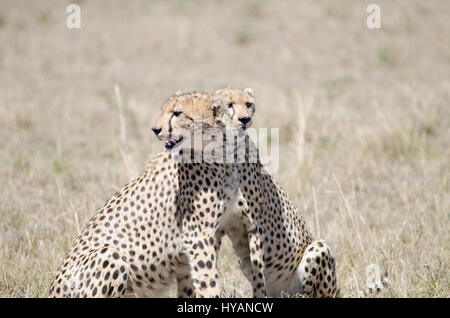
244 87 254 97
211 99 223 110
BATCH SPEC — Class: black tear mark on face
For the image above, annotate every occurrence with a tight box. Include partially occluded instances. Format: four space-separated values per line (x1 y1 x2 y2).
228 103 235 119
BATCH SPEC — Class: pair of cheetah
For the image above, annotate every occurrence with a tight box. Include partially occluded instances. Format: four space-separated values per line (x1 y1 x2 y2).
49 88 337 298
153 88 337 297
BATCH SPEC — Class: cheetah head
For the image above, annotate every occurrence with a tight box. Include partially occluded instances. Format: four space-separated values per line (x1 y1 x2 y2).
210 87 255 134
152 91 215 151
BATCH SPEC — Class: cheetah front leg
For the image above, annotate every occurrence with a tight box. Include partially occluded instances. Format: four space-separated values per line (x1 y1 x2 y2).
175 255 196 298
245 220 267 297
177 230 225 298
182 227 221 298
237 193 267 298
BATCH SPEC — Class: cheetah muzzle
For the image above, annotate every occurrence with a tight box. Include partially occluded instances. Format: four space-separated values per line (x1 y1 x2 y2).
165 136 184 151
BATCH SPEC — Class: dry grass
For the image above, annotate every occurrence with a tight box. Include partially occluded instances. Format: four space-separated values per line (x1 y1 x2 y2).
0 0 449 298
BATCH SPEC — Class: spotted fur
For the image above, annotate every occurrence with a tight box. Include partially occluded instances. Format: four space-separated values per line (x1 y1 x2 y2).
154 87 338 297
49 92 253 298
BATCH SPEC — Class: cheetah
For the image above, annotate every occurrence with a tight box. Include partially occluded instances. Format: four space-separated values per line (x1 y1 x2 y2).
152 87 338 298
49 91 264 298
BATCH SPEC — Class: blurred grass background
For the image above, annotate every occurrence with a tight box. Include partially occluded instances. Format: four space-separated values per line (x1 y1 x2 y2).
0 0 448 297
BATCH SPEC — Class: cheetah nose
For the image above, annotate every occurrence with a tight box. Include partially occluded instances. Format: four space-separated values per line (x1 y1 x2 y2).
238 116 251 125
151 126 161 136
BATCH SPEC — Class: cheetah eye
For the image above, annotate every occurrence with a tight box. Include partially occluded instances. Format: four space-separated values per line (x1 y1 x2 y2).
246 102 253 108
173 110 182 117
